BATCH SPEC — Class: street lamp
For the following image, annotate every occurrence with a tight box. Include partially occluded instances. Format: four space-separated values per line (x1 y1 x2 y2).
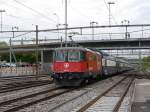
90 21 98 40
0 10 6 32
121 20 130 39
64 0 68 47
56 24 66 47
53 13 60 25
53 13 62 47
108 2 115 26
108 2 115 40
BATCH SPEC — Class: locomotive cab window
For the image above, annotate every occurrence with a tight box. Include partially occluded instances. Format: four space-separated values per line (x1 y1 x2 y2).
54 50 67 61
68 50 85 62
68 50 80 62
54 49 86 62
80 51 86 61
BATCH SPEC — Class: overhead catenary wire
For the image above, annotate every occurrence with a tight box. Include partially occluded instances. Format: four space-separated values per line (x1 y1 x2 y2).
0 24 150 33
6 14 33 22
14 32 32 38
2 1 57 26
129 28 150 33
69 4 92 22
13 0 57 24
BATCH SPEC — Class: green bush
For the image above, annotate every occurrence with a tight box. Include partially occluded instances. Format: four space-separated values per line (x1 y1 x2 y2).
142 56 150 70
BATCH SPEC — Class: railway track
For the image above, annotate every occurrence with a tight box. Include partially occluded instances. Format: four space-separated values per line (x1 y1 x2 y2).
0 80 53 94
75 76 134 112
0 86 74 112
0 75 50 81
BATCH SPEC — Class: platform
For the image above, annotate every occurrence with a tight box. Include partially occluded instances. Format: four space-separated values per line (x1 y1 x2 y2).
132 79 150 112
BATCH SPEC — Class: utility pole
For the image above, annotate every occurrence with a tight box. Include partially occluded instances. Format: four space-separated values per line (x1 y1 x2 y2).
9 37 12 72
90 21 98 40
0 10 5 32
35 25 39 79
65 0 68 47
139 26 143 71
10 26 18 72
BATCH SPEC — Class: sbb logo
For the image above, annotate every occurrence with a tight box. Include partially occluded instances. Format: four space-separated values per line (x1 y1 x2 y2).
64 63 69 68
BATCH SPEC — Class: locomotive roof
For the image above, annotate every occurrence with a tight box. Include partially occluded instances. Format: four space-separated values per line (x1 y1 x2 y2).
54 47 98 52
54 47 103 55
54 47 86 51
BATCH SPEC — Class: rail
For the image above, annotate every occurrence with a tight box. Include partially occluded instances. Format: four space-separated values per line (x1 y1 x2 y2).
76 76 128 112
77 76 134 112
0 87 75 112
113 78 134 112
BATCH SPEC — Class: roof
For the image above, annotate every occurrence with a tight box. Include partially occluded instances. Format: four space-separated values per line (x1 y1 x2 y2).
54 47 97 52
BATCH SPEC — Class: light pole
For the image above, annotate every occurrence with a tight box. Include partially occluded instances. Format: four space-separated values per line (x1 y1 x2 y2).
10 26 18 72
90 21 98 40
108 2 115 26
53 13 64 47
57 24 66 47
108 2 115 40
36 25 38 79
0 10 6 32
139 26 144 71
121 20 130 39
65 0 68 47
53 13 59 24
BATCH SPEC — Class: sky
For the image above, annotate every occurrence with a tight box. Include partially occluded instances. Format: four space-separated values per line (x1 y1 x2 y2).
0 0 150 59
0 0 150 31
0 0 150 45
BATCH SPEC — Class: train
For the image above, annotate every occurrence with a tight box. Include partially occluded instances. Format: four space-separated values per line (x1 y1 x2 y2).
51 47 131 86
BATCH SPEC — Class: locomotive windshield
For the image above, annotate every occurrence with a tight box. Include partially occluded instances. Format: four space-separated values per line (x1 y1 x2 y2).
68 50 80 62
54 49 85 62
55 50 67 61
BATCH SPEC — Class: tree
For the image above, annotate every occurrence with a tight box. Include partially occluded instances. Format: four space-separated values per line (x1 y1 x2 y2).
0 53 40 64
15 53 38 63
0 41 8 47
142 56 150 70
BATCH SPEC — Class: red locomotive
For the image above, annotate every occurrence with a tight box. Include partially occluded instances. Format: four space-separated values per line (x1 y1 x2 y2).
51 47 130 86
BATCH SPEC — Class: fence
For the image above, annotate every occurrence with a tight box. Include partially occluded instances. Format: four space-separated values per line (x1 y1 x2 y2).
0 65 50 76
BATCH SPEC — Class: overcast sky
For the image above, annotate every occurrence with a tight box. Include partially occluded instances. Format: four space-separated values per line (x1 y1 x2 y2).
0 0 150 31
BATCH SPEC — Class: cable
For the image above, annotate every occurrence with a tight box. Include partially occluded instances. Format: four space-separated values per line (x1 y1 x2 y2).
0 24 150 33
6 13 45 25
13 0 56 24
129 28 150 33
69 4 91 21
14 32 32 38
3 2 45 24
103 0 118 25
